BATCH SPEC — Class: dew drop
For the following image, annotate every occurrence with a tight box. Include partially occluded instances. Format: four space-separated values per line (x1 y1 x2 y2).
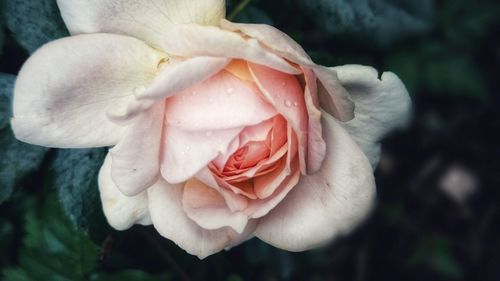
185 146 191 152
285 100 293 107
293 101 299 107
209 97 215 103
226 87 234 94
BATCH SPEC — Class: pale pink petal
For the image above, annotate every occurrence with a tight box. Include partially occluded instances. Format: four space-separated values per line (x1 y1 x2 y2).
109 102 164 196
11 34 164 148
183 178 249 233
315 66 355 121
248 63 308 173
255 113 376 251
220 20 354 122
195 168 249 212
148 178 255 259
215 177 257 199
254 158 289 199
226 59 254 82
57 0 226 48
161 125 242 184
333 65 411 167
165 70 277 131
303 66 326 173
138 56 230 100
238 118 274 145
160 24 300 75
213 117 274 171
217 145 287 182
220 20 313 66
212 136 241 171
98 154 151 231
247 158 301 218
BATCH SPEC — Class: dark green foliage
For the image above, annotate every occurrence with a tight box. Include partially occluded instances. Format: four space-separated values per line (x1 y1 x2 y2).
0 74 48 205
4 0 68 53
2 195 98 281
298 0 436 46
51 149 108 232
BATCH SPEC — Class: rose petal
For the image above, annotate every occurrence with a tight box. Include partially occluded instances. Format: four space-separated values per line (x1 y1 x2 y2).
165 70 277 131
248 63 308 173
183 178 249 233
11 34 164 148
254 158 289 199
303 66 326 173
315 66 356 121
98 154 152 231
247 158 301 218
109 102 164 196
57 0 226 48
160 24 300 75
220 20 313 65
161 125 242 184
238 118 274 145
196 167 249 212
138 56 230 101
255 112 376 251
220 20 355 121
334 65 411 167
148 178 255 259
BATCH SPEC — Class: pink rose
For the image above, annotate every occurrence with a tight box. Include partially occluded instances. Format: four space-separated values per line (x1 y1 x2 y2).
11 0 410 258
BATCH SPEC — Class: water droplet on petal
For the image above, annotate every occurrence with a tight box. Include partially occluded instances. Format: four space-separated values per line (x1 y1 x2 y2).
293 101 299 107
209 98 215 103
285 100 293 107
226 87 234 94
185 146 191 152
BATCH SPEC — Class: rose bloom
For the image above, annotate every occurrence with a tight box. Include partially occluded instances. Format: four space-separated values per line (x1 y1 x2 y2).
11 0 410 258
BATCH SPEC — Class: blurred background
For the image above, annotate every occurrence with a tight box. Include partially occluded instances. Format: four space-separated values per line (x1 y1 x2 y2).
0 0 499 280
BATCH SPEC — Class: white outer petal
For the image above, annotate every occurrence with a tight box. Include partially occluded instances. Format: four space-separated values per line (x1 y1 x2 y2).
99 154 152 230
11 33 164 148
255 112 376 251
334 65 411 167
57 0 226 48
148 179 256 259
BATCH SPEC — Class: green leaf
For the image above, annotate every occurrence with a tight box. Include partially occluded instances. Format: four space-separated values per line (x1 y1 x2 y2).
90 270 171 281
299 0 435 46
0 129 48 205
5 0 68 53
0 74 48 205
2 195 98 281
409 235 463 279
0 73 15 129
51 148 108 231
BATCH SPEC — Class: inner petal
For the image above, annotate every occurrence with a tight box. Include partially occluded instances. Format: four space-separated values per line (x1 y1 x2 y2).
165 70 277 131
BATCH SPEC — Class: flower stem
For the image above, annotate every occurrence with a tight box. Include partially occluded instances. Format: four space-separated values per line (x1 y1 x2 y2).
228 0 252 20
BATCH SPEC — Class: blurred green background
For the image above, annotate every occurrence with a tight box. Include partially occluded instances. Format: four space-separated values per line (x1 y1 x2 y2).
1 0 499 280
